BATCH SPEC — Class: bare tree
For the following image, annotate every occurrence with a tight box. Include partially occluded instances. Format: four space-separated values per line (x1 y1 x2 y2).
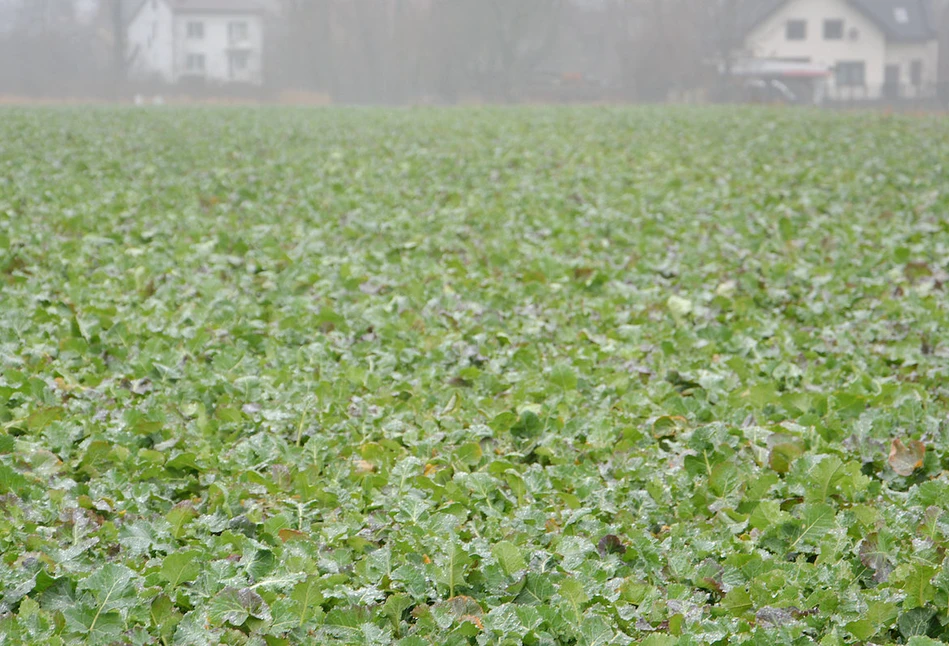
0 0 110 97
428 0 567 102
605 0 740 101
111 0 125 95
274 0 335 96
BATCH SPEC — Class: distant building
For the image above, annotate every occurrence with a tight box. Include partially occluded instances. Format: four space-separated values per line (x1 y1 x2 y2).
126 0 266 86
935 0 949 88
737 0 939 100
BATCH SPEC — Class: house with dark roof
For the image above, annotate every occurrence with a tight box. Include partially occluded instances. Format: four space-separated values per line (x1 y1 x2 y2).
126 0 268 86
738 0 939 99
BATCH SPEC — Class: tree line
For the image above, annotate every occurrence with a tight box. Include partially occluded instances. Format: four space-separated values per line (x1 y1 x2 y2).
0 0 745 102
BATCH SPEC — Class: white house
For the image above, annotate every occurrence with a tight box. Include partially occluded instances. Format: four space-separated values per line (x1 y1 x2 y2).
739 0 939 99
126 0 266 86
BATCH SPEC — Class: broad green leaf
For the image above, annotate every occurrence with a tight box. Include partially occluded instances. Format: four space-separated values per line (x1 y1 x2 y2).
898 607 936 639
722 587 753 615
454 442 483 466
63 606 123 645
709 461 740 498
290 578 325 628
489 412 517 433
845 601 897 641
208 587 271 627
778 216 794 242
78 564 137 612
492 541 526 576
510 411 543 439
906 638 944 646
549 364 578 391
173 610 218 646
790 503 836 549
150 594 181 642
804 456 845 503
558 578 589 606
382 594 412 630
0 464 30 496
515 574 555 606
901 565 937 610
769 442 804 473
578 614 613 646
159 551 202 588
391 564 430 600
559 578 589 624
435 544 471 598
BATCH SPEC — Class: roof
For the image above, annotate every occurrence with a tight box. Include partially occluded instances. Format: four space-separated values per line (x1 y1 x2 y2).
125 0 149 26
740 0 937 43
168 0 267 12
126 0 267 26
848 0 937 42
739 0 786 35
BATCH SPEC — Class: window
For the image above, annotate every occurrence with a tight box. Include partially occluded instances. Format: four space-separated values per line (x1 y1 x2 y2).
894 7 909 24
824 19 843 40
186 21 204 39
911 60 923 86
786 19 807 40
884 65 901 98
228 21 249 42
230 51 250 72
884 64 901 86
835 61 866 87
186 53 205 73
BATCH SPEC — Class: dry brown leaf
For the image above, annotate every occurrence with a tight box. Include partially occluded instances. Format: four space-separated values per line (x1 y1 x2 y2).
353 459 374 474
277 529 307 543
888 438 926 476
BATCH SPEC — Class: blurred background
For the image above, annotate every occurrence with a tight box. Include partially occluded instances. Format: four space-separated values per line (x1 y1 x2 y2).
0 0 947 107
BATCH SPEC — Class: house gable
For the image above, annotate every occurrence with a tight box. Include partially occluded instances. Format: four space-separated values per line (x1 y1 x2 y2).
740 0 940 97
744 0 888 57
126 0 175 82
126 0 265 86
126 1 149 26
741 0 937 44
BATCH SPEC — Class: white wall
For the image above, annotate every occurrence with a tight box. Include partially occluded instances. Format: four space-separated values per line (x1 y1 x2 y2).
127 0 175 83
173 12 264 85
127 2 265 86
886 41 940 94
744 0 888 96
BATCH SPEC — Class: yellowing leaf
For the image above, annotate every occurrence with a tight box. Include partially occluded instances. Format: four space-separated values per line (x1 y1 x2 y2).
889 438 925 476
667 295 693 318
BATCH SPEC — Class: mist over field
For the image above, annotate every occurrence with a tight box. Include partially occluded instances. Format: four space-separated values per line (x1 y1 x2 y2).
0 0 945 105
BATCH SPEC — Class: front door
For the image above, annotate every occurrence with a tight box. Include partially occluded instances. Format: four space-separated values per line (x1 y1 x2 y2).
884 65 901 99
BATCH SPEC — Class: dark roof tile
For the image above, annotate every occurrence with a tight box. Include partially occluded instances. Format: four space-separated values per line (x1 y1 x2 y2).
169 0 267 13
848 0 937 42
